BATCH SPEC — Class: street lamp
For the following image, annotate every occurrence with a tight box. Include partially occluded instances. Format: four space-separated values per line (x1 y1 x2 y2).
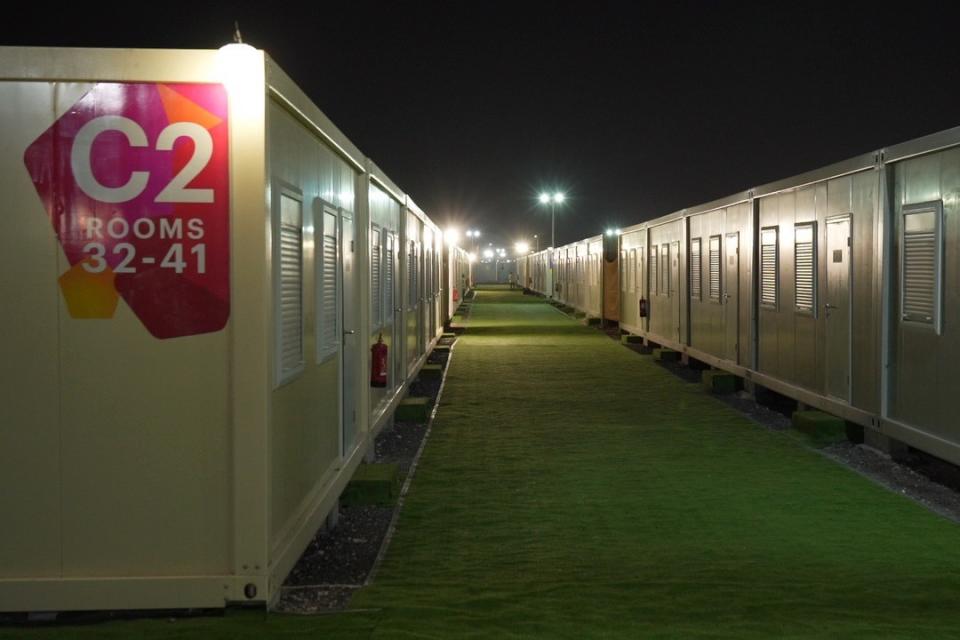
538 191 565 248
466 229 481 255
533 234 539 252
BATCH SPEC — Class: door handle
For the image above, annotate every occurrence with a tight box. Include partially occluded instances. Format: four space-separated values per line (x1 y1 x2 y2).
343 329 356 335
824 304 838 310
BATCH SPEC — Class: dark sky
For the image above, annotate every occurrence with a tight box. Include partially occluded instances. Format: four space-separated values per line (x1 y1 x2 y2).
7 2 960 249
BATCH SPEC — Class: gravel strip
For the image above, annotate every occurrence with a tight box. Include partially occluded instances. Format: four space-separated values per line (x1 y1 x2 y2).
275 331 460 614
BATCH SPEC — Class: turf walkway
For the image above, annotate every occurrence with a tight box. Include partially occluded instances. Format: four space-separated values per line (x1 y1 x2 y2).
9 286 960 638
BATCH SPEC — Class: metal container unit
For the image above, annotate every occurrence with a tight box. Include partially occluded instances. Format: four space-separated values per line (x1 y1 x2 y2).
599 127 960 468
0 45 442 613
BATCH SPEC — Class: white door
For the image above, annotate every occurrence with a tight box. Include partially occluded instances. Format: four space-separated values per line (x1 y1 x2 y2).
724 233 739 363
825 218 851 400
340 212 358 456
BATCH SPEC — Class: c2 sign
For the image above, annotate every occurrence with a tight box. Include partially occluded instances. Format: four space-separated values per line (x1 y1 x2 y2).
24 82 230 339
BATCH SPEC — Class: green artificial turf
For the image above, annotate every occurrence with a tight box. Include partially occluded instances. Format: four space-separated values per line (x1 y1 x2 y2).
8 285 960 639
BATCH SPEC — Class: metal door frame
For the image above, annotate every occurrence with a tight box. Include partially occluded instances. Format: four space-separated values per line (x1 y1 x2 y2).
825 214 852 401
725 231 740 363
340 209 356 458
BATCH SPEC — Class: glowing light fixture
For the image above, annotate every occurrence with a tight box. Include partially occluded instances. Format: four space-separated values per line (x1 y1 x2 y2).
515 241 530 254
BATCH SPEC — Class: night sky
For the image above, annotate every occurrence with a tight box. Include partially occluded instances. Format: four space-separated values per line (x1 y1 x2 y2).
7 2 960 250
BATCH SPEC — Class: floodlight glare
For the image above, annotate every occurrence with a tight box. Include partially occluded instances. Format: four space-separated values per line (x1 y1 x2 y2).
539 193 551 204
483 249 494 259
515 241 530 254
553 192 565 204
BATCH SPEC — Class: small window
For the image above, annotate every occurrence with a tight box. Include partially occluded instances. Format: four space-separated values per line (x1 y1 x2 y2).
371 226 382 328
901 201 943 330
277 194 303 384
408 242 418 308
661 243 670 296
318 210 339 361
795 223 816 313
709 235 721 303
636 246 644 295
620 250 627 292
650 246 658 296
384 233 395 325
690 238 702 301
760 227 778 309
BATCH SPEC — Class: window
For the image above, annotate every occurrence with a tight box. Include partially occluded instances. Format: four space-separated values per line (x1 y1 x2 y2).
371 226 382 327
385 233 395 325
709 235 721 303
620 250 627 292
318 210 339 361
760 227 778 309
901 201 943 330
650 245 658 296
637 246 644 295
661 243 670 296
795 223 816 313
277 193 303 384
408 242 418 308
690 238 702 301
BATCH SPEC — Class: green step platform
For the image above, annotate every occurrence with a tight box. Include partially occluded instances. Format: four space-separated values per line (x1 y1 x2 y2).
396 396 433 422
653 348 680 362
340 463 401 506
419 363 443 379
702 369 738 394
620 334 643 345
792 410 847 448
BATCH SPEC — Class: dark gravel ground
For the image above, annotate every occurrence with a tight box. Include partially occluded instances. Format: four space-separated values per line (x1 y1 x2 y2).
274 330 458 614
601 322 960 524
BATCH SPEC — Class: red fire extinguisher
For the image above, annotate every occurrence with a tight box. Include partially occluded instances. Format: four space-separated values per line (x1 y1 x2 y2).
639 298 648 318
371 334 388 388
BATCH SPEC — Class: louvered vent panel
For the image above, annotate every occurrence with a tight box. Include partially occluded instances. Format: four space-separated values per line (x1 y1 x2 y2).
408 244 417 307
385 241 394 324
795 234 814 312
709 236 721 302
761 230 777 308
280 222 303 374
650 247 658 296
321 234 338 353
690 239 702 301
903 230 936 322
371 241 382 326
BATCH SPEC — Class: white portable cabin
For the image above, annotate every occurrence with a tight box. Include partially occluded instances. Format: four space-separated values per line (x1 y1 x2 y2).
0 45 442 612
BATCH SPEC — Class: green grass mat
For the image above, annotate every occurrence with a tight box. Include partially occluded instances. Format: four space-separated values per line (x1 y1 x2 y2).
9 288 960 639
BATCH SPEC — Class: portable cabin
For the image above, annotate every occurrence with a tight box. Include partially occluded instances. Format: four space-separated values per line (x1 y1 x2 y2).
0 45 441 612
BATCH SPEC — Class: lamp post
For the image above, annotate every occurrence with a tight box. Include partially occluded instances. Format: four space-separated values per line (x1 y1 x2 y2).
466 229 481 256
533 234 539 252
538 191 565 248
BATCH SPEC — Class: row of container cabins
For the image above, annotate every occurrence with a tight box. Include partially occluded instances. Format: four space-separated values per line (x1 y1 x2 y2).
1 46 469 612
519 125 960 473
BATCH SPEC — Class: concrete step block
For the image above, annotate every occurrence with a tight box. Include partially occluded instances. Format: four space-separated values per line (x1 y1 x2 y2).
792 410 847 448
653 348 680 362
419 363 443 379
441 332 457 339
620 334 644 344
340 463 401 506
586 317 602 326
396 396 432 422
702 370 738 394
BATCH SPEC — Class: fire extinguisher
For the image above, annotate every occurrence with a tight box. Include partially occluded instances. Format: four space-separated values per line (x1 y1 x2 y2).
639 297 648 317
371 334 388 388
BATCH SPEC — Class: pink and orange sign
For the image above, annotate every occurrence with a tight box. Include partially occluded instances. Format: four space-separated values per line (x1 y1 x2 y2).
24 82 230 339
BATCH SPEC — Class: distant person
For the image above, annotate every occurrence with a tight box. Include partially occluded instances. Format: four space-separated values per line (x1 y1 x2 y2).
508 272 516 290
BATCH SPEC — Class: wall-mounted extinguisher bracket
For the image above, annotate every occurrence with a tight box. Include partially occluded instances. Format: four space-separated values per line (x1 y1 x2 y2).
371 333 388 388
